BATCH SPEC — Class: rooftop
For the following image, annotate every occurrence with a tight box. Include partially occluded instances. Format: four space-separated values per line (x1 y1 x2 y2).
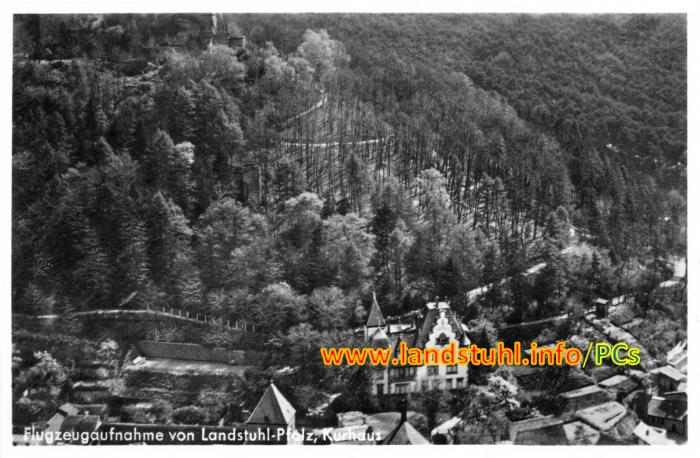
60 415 102 435
651 365 686 382
647 396 687 421
382 419 429 445
510 416 568 445
562 420 601 445
560 384 606 399
509 415 563 441
247 382 296 426
574 401 627 431
366 293 386 328
633 421 674 445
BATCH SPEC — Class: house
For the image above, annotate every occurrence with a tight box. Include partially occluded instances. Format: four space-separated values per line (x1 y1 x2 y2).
646 392 687 438
57 414 102 444
559 385 611 411
363 296 470 395
599 374 639 399
45 403 80 433
509 416 568 445
650 365 686 393
573 401 638 443
633 421 675 445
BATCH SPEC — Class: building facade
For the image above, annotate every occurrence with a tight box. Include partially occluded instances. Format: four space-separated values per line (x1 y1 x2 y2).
363 297 470 396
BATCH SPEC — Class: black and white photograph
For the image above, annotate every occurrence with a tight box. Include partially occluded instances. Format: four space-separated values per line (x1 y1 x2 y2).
2 1 694 452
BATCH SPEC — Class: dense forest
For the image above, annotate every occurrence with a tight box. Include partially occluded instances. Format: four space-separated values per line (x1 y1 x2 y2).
12 14 686 426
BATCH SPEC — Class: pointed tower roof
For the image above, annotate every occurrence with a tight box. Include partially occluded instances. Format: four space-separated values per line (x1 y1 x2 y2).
367 292 386 328
383 420 429 445
247 382 296 426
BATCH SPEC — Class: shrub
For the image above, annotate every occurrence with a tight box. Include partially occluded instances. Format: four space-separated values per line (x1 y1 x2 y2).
151 399 173 423
121 403 154 423
172 405 206 425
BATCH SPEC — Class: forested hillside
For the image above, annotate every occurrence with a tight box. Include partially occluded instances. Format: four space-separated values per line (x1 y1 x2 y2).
235 13 687 257
12 13 685 355
236 14 686 176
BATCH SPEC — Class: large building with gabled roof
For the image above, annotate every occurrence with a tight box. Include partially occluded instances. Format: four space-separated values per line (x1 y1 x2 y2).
362 298 470 395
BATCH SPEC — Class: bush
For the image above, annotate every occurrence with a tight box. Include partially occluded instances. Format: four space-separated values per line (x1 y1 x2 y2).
172 405 206 425
152 399 173 423
196 392 228 425
121 404 154 423
13 396 51 425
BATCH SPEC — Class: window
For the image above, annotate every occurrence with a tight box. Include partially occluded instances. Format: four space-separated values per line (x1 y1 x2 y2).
395 383 410 394
376 384 384 395
446 365 458 374
436 333 450 346
428 365 439 376
421 380 429 391
390 367 416 379
456 378 464 388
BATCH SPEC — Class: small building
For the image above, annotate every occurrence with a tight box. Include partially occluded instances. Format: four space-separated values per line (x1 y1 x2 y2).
573 401 638 442
646 392 687 438
45 403 80 433
650 365 686 393
633 421 674 445
559 385 611 411
599 374 639 399
228 35 246 49
594 298 610 318
509 416 568 445
58 414 102 444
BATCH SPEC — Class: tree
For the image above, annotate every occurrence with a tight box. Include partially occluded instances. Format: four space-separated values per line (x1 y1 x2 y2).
467 319 499 382
13 352 69 424
406 169 457 296
195 197 276 291
251 282 307 333
146 193 203 311
307 286 355 331
172 405 206 425
296 29 349 85
320 213 376 292
533 238 569 317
